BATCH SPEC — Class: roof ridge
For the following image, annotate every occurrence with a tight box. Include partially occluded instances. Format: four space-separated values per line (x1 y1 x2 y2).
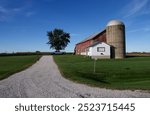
76 29 106 45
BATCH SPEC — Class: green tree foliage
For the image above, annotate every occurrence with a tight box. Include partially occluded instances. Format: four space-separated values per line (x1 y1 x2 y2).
47 29 70 51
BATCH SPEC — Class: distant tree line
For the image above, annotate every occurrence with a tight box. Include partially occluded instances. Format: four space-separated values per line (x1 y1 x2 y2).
0 52 50 56
0 51 74 56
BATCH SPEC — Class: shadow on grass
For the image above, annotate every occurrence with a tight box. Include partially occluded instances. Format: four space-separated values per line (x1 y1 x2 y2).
126 56 137 58
76 71 110 84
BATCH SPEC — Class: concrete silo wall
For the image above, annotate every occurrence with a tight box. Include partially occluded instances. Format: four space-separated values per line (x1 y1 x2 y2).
106 25 126 59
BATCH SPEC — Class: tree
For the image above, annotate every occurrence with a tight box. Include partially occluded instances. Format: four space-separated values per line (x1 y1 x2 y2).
47 28 70 51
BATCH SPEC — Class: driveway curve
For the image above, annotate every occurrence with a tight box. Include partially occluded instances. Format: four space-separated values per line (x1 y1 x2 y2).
0 56 150 98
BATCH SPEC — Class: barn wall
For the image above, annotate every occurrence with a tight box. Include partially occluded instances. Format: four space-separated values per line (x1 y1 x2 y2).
91 43 110 57
75 40 93 55
75 30 106 55
93 31 106 43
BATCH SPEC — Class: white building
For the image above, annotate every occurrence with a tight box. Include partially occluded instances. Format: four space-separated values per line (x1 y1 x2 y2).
87 42 111 59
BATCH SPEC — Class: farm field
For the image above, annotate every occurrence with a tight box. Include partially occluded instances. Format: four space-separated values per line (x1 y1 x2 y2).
54 55 150 90
0 55 41 80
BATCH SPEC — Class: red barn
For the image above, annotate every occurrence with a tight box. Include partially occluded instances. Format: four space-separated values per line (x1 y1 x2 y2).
75 29 106 55
74 20 126 59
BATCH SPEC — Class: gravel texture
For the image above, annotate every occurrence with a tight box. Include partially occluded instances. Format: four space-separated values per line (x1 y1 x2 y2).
0 56 150 98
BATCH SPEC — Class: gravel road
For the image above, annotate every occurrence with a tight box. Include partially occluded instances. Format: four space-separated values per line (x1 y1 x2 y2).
0 56 150 98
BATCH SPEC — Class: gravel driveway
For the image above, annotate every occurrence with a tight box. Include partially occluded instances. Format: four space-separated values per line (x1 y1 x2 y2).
0 56 150 98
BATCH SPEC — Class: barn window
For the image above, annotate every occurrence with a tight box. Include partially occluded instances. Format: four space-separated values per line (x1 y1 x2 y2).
97 47 105 52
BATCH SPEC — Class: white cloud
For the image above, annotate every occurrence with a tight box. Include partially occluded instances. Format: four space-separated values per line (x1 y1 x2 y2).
0 1 34 22
0 7 23 21
123 0 149 18
0 6 8 13
0 6 9 21
25 11 36 17
12 8 23 12
128 27 150 33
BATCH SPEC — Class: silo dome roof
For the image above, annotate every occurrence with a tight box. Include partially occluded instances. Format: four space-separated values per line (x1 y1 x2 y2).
107 20 124 27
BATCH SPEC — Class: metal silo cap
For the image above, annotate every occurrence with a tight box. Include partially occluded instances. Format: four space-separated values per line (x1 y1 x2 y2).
106 20 124 27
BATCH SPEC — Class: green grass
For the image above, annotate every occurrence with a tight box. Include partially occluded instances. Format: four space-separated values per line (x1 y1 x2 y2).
0 55 41 80
54 55 150 90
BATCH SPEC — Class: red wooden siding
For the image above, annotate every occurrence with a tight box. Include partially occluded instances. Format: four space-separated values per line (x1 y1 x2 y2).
75 29 106 54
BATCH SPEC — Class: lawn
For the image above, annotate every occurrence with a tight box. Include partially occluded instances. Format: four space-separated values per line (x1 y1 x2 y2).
54 55 150 90
0 55 41 80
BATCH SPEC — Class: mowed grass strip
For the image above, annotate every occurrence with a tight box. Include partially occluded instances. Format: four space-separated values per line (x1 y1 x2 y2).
54 55 150 90
0 55 41 80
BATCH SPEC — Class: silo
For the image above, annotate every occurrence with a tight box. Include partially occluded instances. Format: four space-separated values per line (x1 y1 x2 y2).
106 20 126 59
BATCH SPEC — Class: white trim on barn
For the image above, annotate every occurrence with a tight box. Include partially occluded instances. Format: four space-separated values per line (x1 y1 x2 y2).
81 52 86 55
86 42 111 59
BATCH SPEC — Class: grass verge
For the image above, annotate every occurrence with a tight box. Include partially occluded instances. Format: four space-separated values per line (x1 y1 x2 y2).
0 55 41 80
54 55 150 90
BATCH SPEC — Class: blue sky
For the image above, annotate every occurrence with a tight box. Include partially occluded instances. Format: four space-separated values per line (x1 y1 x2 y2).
0 0 150 53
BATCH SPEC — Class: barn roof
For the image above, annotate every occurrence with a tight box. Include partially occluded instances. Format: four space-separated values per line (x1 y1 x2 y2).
87 41 101 48
76 29 106 45
87 41 111 48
